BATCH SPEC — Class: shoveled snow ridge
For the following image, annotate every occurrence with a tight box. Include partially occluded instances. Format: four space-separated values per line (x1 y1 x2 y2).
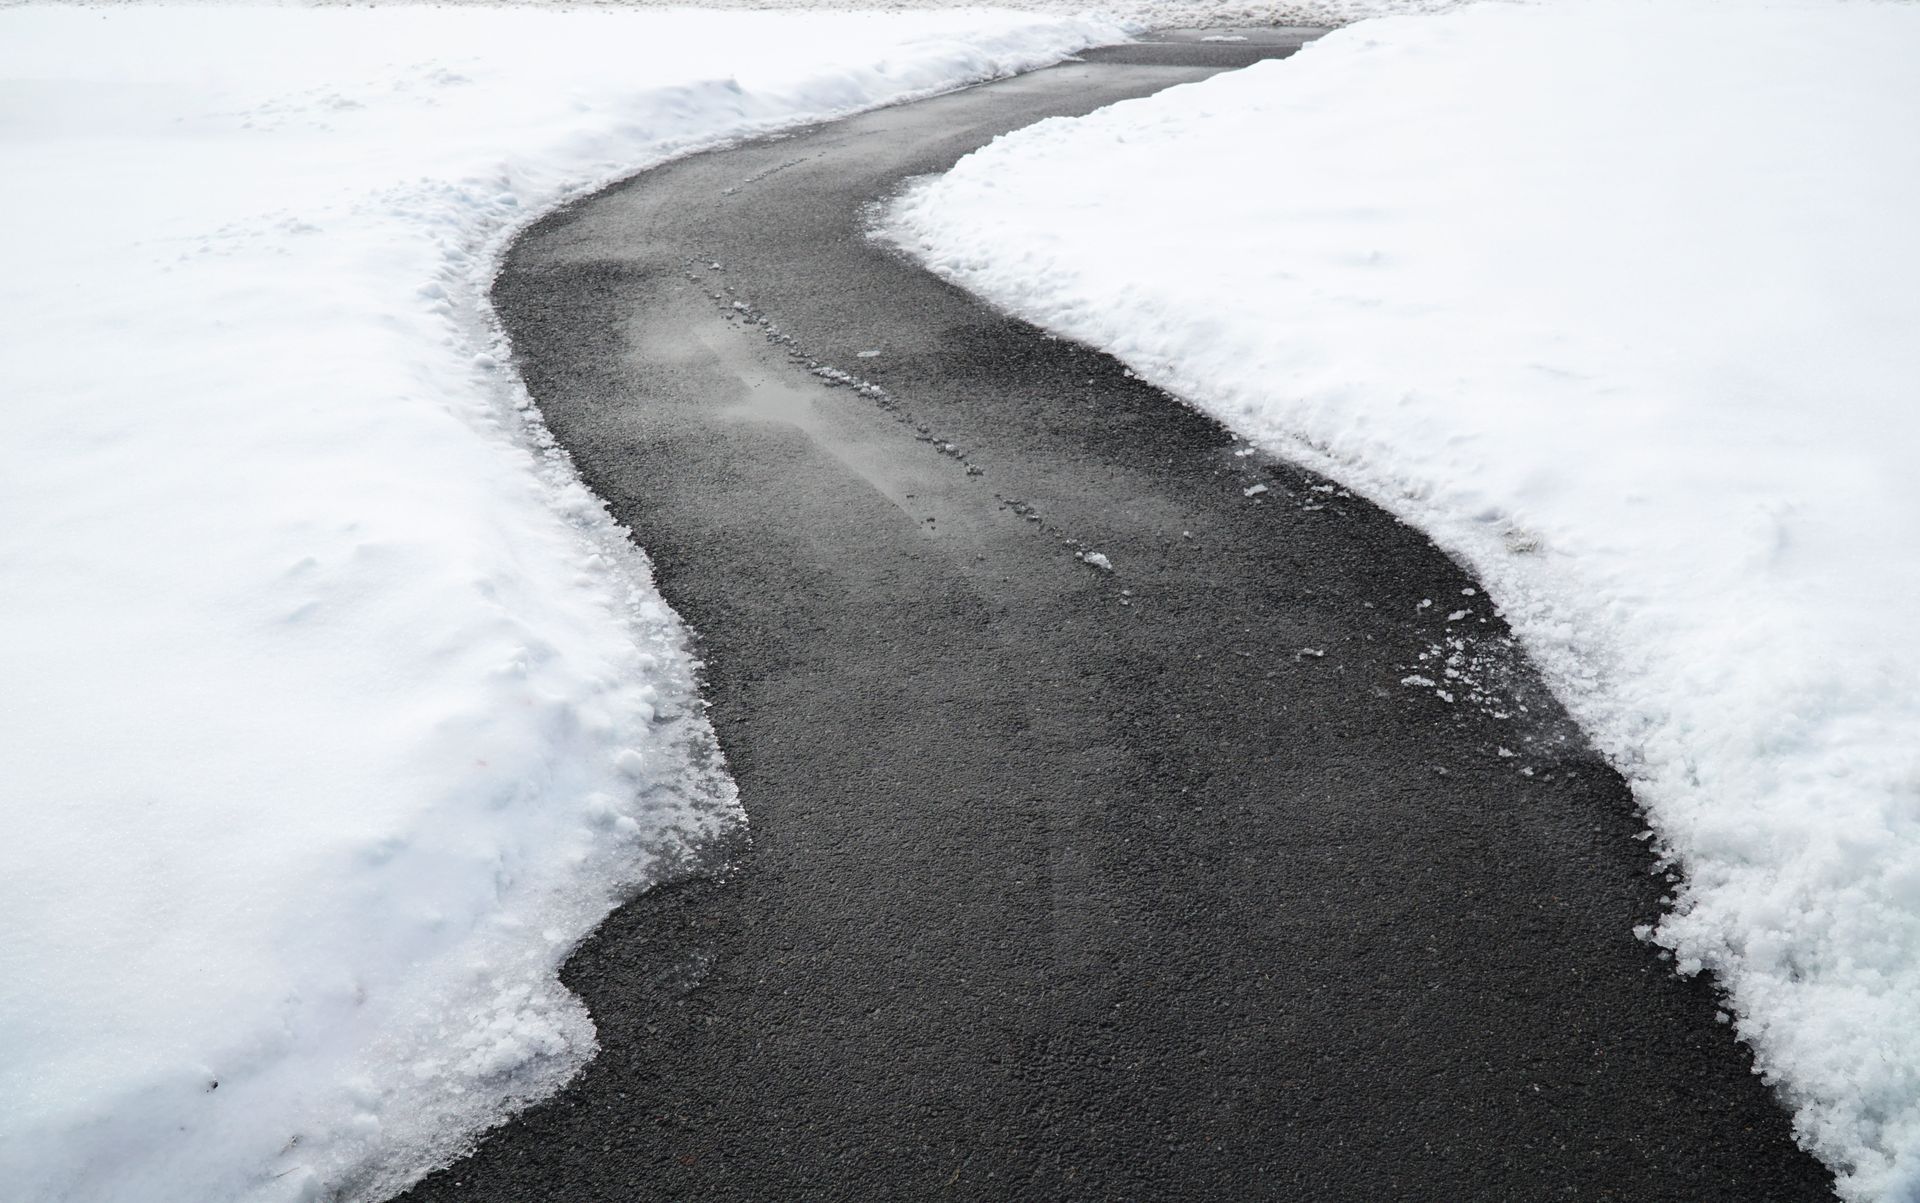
883 1 1920 1199
275 0 1467 34
0 8 1119 1202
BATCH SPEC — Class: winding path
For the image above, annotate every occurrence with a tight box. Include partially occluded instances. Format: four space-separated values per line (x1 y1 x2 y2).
407 31 1834 1202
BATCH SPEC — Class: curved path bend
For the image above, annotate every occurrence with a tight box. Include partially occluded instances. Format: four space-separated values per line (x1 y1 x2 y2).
408 31 1834 1202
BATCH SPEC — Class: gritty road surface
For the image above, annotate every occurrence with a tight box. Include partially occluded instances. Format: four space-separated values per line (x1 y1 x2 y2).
405 30 1835 1202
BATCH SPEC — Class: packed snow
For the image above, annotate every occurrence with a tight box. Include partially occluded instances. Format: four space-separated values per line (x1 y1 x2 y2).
0 7 1119 1201
884 1 1920 1197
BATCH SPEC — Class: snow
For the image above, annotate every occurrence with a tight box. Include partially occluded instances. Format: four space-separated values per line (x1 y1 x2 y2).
0 7 1117 1202
295 0 1471 31
882 1 1920 1197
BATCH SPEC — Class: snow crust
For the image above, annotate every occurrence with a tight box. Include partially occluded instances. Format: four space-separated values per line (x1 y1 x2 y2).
883 1 1920 1196
0 7 1117 1201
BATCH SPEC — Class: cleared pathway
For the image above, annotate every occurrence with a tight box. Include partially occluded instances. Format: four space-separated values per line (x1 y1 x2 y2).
405 31 1835 1202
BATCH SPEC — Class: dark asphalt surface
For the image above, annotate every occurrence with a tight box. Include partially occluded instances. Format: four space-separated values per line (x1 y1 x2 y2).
405 32 1835 1203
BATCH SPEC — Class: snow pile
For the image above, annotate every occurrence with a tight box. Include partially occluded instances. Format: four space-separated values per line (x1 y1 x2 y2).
884 1 1920 1197
0 7 1116 1201
288 0 1459 35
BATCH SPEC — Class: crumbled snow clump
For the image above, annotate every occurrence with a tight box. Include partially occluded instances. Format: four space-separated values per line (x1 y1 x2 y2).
0 7 1117 1202
884 1 1920 1197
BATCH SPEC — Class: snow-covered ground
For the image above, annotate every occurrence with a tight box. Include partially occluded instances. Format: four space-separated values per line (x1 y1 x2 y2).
134 0 1466 33
0 7 1122 1201
884 1 1920 1197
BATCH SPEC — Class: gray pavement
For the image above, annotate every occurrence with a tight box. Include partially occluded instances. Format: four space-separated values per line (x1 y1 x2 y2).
403 33 1835 1202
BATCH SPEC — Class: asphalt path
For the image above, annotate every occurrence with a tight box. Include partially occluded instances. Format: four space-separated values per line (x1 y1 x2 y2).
405 31 1836 1202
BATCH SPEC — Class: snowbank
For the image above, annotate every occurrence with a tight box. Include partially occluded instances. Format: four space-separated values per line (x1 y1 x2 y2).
244 0 1461 34
0 7 1116 1201
883 1 1920 1197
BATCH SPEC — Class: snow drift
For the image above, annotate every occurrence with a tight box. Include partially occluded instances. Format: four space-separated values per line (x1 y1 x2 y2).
0 7 1118 1201
883 1 1920 1197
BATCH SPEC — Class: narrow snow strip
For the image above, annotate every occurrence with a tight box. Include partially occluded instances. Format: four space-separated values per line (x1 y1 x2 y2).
883 1 1920 1197
686 0 1474 32
0 8 1119 1201
710 0 1471 27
